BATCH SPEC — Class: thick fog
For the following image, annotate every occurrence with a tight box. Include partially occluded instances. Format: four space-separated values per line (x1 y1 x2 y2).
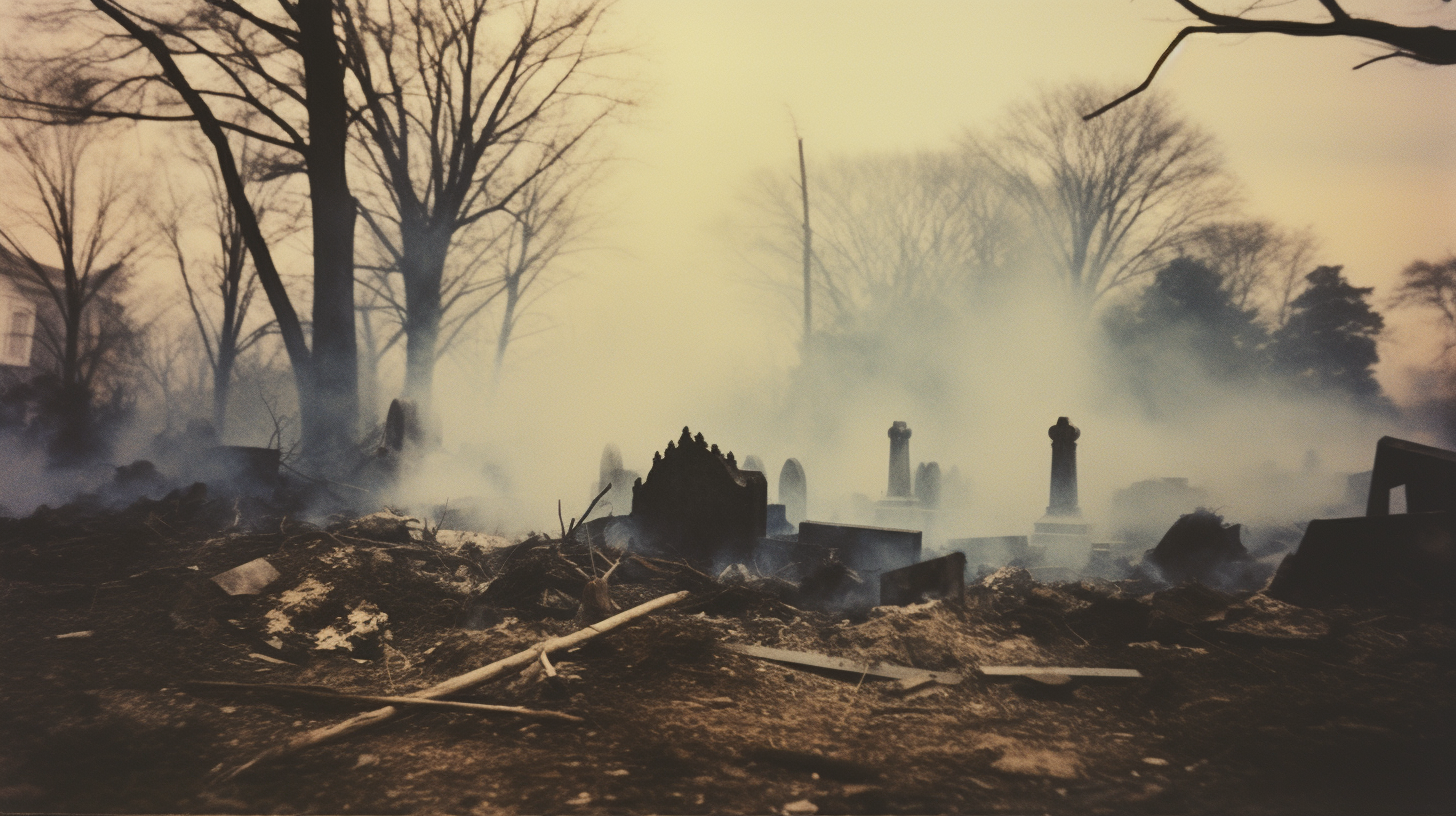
2 1 1454 548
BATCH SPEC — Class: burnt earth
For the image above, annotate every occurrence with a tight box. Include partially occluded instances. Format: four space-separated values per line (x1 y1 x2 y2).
0 494 1452 815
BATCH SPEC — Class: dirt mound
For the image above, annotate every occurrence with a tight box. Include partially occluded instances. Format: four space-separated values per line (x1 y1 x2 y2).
1 496 1452 815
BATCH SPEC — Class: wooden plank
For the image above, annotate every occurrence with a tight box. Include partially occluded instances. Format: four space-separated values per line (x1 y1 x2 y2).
978 665 1142 679
725 643 962 685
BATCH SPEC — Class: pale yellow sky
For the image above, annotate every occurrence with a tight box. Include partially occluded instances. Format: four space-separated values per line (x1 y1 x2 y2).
444 0 1456 527
3 1 1453 527
531 0 1456 394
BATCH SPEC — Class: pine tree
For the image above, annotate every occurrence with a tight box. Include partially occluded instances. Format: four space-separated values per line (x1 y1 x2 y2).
1270 266 1386 401
1112 256 1268 379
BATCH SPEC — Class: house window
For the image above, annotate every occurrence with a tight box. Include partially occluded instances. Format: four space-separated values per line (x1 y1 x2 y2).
1 298 35 367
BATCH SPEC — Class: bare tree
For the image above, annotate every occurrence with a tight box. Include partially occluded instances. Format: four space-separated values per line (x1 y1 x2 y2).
341 0 623 421
1088 0 1456 119
1179 219 1318 324
0 120 140 461
490 160 597 376
1394 256 1456 358
978 84 1233 306
750 148 1021 333
157 135 292 437
0 121 139 399
3 0 363 463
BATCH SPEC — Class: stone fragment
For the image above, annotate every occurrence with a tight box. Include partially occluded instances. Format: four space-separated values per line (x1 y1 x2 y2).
878 552 966 606
210 558 281 596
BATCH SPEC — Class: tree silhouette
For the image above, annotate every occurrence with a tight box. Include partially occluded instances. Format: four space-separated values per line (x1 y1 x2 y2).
980 85 1233 306
1270 265 1386 402
1109 256 1268 381
1087 1 1456 119
1393 256 1456 359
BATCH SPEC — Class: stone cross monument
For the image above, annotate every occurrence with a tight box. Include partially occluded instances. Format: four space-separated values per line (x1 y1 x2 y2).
887 421 913 498
1032 416 1092 570
1047 416 1081 516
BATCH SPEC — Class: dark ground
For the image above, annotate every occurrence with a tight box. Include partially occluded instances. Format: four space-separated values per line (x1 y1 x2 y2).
0 486 1453 815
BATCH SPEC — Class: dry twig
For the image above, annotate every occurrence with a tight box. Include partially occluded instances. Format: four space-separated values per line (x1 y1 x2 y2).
219 590 690 780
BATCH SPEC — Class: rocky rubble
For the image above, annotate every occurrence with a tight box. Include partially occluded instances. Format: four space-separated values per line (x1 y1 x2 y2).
0 488 1452 814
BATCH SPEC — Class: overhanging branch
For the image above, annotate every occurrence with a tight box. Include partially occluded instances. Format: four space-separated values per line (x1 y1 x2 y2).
1087 0 1456 119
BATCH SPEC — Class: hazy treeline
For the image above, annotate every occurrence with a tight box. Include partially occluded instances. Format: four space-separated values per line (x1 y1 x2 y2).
746 83 1456 445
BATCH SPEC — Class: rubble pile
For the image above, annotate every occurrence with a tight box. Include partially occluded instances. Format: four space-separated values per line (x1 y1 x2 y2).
0 486 1453 815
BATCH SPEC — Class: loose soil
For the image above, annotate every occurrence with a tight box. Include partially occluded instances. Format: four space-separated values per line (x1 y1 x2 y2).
1 487 1452 815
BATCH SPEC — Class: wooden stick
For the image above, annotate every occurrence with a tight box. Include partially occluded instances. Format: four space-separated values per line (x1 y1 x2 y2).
538 651 557 678
185 681 584 722
220 590 689 780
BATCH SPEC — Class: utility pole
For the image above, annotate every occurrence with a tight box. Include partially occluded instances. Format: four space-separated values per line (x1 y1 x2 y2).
798 137 812 345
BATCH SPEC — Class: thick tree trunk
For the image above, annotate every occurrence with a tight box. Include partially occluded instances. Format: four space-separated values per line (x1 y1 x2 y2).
399 228 448 422
298 0 359 461
88 0 319 457
214 346 235 437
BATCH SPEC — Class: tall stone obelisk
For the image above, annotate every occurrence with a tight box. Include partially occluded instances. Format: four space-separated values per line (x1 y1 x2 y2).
887 421 912 498
1047 416 1081 516
1032 416 1092 570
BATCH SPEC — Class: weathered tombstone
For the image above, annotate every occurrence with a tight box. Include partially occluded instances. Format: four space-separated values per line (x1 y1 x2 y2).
779 458 807 525
595 444 639 517
879 552 966 606
199 446 281 495
914 462 942 508
798 521 920 574
887 422 912 498
630 427 768 566
383 398 424 453
1268 436 1456 610
742 455 765 474
1365 436 1456 516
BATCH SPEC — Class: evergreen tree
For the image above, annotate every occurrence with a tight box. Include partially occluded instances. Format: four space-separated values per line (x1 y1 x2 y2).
1270 266 1386 401
1110 256 1268 380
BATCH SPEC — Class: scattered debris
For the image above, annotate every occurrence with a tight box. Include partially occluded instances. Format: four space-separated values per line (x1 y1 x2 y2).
186 681 584 722
2 467 1453 815
979 666 1142 679
210 558 281 596
222 590 689 780
725 643 963 684
53 630 94 640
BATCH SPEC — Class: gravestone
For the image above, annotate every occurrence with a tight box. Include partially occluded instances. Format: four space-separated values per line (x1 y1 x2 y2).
915 462 942 508
879 552 966 606
742 455 765 474
887 422 913 498
779 458 807 525
1032 416 1091 570
630 427 767 566
798 521 921 575
1365 436 1456 516
595 444 639 517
